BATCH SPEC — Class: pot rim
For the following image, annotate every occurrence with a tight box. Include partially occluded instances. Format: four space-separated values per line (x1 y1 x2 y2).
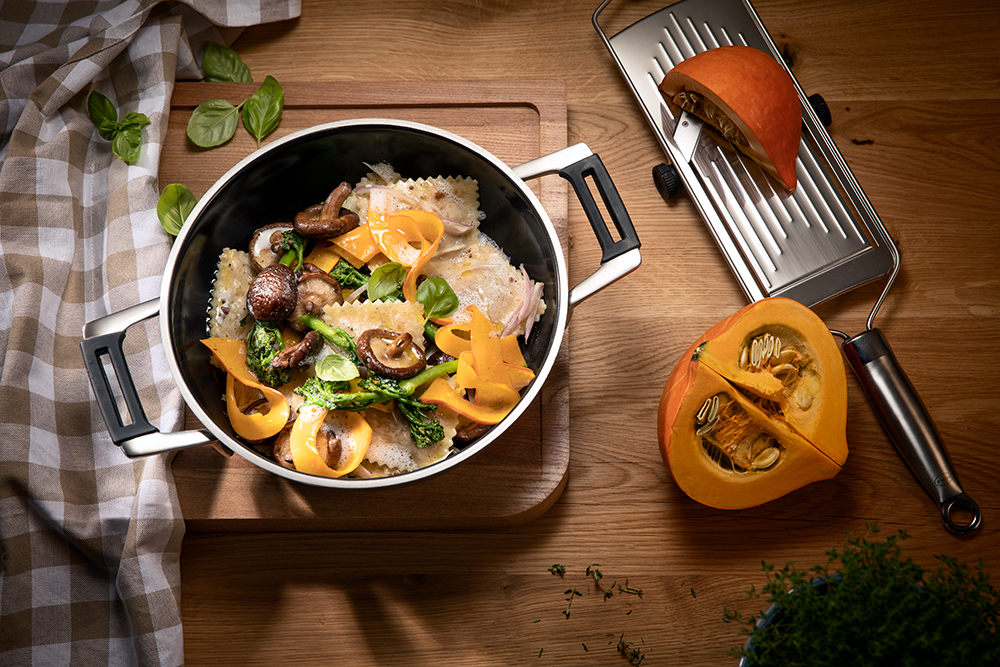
159 117 570 488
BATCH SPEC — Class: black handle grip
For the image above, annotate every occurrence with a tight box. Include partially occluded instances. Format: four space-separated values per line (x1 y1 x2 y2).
80 332 158 445
559 153 640 262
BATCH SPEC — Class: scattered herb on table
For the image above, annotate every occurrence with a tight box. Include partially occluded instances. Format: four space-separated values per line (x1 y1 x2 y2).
617 633 646 665
156 183 197 236
690 586 696 598
548 563 566 576
586 563 614 600
563 588 582 618
726 523 1000 667
617 578 643 597
201 42 252 83
187 44 284 149
87 92 151 163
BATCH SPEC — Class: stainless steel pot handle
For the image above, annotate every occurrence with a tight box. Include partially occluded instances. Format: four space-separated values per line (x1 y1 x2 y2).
843 329 982 534
513 143 641 307
80 298 215 457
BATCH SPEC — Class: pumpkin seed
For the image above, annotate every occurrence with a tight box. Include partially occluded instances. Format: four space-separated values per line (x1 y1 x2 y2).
696 397 712 423
739 344 749 369
752 447 780 469
707 395 720 423
696 417 718 437
751 338 762 367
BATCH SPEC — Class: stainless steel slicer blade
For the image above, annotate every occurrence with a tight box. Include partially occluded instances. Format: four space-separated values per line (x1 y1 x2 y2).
594 0 896 307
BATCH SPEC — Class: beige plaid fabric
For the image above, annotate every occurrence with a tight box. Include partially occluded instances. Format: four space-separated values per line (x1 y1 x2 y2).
0 1 299 665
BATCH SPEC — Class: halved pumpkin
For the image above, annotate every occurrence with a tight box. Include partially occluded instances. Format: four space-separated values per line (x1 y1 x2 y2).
658 45 801 191
657 298 848 509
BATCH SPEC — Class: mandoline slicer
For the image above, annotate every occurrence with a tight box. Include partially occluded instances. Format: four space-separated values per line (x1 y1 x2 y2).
593 0 982 533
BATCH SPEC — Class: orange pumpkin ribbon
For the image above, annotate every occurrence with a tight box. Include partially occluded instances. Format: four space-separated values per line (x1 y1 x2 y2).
201 338 290 441
421 306 535 424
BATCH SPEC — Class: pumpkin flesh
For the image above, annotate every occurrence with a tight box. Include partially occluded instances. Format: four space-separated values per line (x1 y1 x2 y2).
657 298 848 509
658 45 801 191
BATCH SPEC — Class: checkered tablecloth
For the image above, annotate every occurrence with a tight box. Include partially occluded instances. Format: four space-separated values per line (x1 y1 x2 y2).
0 2 299 665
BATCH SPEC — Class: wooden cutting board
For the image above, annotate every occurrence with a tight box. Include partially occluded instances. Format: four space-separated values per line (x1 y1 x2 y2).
160 80 570 532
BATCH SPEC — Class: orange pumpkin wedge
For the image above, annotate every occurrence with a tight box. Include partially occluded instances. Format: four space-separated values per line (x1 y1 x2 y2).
658 45 801 191
657 298 848 509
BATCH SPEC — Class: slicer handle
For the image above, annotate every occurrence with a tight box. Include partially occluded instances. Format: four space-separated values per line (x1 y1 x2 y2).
842 328 981 534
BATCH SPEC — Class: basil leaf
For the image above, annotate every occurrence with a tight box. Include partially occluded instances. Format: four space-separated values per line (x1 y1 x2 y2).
88 91 119 140
417 277 459 320
368 262 406 302
186 99 241 147
157 183 197 236
316 353 360 382
112 123 143 163
120 112 151 128
242 75 284 149
202 42 252 83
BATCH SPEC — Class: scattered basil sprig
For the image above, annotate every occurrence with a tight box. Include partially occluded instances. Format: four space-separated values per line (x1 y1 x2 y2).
316 353 360 382
416 277 459 324
187 76 284 149
87 92 151 163
156 183 197 236
201 42 252 83
368 262 407 302
242 76 284 149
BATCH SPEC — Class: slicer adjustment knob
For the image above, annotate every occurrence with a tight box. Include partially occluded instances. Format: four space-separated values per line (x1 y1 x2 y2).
653 163 683 200
808 94 832 128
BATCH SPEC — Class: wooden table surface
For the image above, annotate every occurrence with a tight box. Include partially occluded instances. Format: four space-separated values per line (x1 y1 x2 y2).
178 1 1000 664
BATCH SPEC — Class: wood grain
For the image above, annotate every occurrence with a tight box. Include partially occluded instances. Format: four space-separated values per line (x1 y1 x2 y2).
177 1 1000 665
159 80 572 530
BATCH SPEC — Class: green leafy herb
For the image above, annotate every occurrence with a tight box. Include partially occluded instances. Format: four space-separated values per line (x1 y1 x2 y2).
563 588 582 618
727 524 1000 667
201 42 252 83
586 563 614 600
416 277 459 323
617 579 643 597
617 634 645 665
186 98 243 148
88 92 118 140
156 183 197 236
242 75 284 149
690 587 696 598
548 564 566 576
368 262 406 301
87 92 151 163
315 353 359 382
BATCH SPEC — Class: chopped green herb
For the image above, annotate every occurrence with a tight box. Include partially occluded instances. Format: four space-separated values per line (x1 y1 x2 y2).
548 564 566 576
563 588 582 618
690 587 697 598
617 633 645 665
586 563 614 600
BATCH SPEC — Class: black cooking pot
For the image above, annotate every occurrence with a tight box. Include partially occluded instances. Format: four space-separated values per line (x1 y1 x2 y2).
80 119 640 488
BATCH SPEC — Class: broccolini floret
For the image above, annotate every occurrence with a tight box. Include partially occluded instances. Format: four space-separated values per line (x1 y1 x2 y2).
245 321 291 387
278 229 307 270
329 258 369 291
294 361 459 449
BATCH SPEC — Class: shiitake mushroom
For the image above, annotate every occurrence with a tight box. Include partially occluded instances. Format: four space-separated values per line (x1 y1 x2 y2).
357 328 426 379
247 263 297 322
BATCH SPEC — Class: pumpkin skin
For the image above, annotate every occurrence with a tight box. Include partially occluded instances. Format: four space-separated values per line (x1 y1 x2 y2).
657 298 848 509
658 45 801 191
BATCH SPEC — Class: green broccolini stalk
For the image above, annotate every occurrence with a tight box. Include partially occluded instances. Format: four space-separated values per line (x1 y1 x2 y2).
298 313 362 364
245 321 291 387
294 362 457 448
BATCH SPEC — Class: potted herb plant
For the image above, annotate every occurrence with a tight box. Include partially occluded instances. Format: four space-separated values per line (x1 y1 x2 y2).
724 524 1000 666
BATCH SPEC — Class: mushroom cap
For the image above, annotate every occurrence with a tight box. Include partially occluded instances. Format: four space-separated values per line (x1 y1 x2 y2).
357 328 427 379
246 263 297 322
659 45 801 191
